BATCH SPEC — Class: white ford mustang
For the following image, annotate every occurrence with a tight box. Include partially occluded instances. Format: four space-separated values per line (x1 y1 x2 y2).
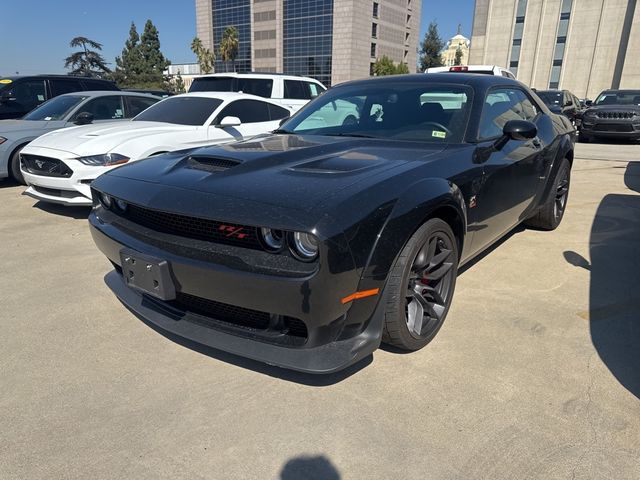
20 92 292 206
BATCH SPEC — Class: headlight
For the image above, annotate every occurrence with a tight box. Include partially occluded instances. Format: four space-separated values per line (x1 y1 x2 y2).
77 153 129 166
290 231 319 261
0 136 7 145
259 228 285 251
115 198 127 211
584 110 596 118
100 192 112 208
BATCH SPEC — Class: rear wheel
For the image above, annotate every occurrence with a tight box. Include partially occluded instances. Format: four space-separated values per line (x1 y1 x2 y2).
382 219 458 351
524 157 570 230
9 147 26 185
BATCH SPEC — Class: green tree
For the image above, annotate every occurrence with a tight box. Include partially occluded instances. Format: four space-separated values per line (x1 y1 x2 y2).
170 70 185 94
64 36 111 77
454 46 463 66
138 20 170 88
191 37 215 74
419 21 445 71
114 22 144 87
372 56 409 76
219 26 239 72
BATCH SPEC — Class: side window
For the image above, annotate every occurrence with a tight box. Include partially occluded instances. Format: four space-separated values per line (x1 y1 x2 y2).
7 80 47 111
217 99 271 124
478 88 538 139
236 78 273 98
267 103 290 120
50 79 82 96
126 96 159 117
76 96 125 120
307 82 324 98
284 80 311 100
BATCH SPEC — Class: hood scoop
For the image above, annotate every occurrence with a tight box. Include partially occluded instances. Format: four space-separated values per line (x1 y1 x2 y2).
290 155 382 174
186 155 242 173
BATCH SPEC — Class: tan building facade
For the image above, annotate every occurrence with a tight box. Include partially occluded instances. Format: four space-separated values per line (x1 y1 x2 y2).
194 0 421 86
469 0 640 98
441 32 471 67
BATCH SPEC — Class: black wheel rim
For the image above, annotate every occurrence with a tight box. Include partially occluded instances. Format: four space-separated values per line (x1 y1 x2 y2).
554 169 569 220
405 233 455 339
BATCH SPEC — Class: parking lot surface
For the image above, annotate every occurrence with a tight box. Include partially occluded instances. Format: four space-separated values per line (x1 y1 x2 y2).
1 143 638 479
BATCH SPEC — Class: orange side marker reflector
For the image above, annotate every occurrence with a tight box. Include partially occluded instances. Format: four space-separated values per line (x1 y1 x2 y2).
341 288 380 304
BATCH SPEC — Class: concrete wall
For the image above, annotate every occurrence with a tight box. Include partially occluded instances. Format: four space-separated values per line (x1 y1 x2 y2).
195 0 215 51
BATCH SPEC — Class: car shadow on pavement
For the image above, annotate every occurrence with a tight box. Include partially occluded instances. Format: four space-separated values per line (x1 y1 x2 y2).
123 304 372 386
279 455 341 479
564 161 640 399
31 201 91 220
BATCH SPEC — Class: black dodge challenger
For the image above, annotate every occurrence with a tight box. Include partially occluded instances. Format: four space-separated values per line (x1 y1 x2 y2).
89 74 575 373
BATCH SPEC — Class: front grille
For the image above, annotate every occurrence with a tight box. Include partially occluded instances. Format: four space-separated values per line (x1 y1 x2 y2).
121 204 262 250
595 111 636 119
186 155 241 173
32 186 78 198
21 154 73 178
170 292 308 342
594 124 634 132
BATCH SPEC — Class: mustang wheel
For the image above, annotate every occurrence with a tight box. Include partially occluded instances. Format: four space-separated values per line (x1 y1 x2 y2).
382 218 458 351
524 157 571 230
10 147 26 185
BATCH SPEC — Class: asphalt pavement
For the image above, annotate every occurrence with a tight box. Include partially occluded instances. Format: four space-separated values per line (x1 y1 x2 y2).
0 142 638 479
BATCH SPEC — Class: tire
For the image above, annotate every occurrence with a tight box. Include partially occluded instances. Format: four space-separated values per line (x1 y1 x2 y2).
524 157 571 231
9 146 26 185
578 132 591 143
382 218 459 351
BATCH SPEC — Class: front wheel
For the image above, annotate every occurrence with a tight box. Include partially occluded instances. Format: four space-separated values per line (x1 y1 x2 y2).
10 147 26 185
382 218 459 351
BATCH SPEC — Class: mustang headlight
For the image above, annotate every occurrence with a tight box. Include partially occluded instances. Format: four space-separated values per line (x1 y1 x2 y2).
77 153 129 166
259 228 285 251
100 192 112 208
290 231 319 261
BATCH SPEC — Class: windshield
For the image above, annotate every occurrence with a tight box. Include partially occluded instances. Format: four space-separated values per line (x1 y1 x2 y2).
280 83 472 143
23 95 87 121
536 91 563 106
133 96 223 125
594 91 640 106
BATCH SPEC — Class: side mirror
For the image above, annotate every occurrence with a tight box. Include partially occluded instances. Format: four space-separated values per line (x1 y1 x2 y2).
0 91 15 103
74 112 94 125
503 119 537 141
585 100 593 106
278 116 290 127
216 116 241 128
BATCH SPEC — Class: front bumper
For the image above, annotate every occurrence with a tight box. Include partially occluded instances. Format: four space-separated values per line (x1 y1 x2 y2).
89 211 384 374
581 119 640 139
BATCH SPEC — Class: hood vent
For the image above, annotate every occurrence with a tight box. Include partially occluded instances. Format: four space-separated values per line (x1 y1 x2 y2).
186 155 241 173
290 157 381 174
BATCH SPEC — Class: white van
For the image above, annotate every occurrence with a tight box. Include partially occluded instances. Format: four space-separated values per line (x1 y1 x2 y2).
426 65 516 79
188 72 327 113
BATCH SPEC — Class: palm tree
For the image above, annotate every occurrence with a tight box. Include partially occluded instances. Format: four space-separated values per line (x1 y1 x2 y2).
64 36 111 77
219 27 239 72
191 37 214 74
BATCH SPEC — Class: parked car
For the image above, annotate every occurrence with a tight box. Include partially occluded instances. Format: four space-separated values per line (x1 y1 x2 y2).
534 89 583 127
426 65 516 79
0 91 160 184
20 92 292 206
0 75 119 120
88 74 574 373
188 72 326 112
579 89 640 143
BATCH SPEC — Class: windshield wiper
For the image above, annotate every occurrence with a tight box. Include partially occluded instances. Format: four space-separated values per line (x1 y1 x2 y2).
272 128 292 134
320 133 377 139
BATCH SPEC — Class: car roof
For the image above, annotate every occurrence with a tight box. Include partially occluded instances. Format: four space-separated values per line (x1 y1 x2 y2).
193 72 322 83
338 73 522 89
0 74 114 81
57 90 160 99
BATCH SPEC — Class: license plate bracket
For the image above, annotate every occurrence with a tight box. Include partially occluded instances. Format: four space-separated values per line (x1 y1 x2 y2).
119 248 176 301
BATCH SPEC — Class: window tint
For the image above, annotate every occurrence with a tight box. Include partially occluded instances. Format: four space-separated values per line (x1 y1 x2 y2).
6 80 46 112
236 78 273 97
268 103 290 120
216 99 271 124
188 77 234 92
134 97 223 125
50 78 81 96
284 80 311 100
75 96 125 120
478 88 538 139
82 79 118 91
125 96 159 117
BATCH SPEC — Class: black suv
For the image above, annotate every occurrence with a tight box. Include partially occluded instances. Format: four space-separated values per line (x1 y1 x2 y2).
535 89 583 128
580 89 640 143
0 75 119 120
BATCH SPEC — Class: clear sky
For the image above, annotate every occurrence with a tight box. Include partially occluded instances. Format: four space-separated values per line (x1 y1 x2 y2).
0 0 475 76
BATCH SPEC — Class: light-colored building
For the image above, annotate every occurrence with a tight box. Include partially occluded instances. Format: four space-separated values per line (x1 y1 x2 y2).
441 29 470 67
469 0 640 98
194 0 421 86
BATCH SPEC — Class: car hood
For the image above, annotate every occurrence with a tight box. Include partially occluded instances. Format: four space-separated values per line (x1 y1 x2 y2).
28 121 196 155
0 119 64 136
98 134 446 216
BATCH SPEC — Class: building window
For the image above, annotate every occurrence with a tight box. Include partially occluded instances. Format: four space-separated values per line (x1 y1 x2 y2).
212 0 252 73
373 2 379 18
372 23 377 38
548 0 572 88
370 63 375 76
508 0 527 79
370 43 376 58
553 59 562 66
